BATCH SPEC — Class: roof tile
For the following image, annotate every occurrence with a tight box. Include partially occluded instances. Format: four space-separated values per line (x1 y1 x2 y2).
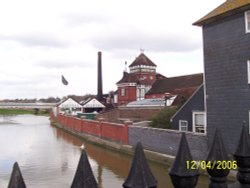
146 73 203 95
129 53 157 67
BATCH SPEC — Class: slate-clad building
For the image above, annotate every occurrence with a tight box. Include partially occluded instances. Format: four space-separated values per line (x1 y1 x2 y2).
188 0 250 153
171 85 205 133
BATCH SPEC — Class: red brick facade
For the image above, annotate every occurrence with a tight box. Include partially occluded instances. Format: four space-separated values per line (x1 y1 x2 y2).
117 85 137 106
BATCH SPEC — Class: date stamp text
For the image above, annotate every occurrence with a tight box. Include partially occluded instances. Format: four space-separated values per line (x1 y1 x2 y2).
186 160 237 170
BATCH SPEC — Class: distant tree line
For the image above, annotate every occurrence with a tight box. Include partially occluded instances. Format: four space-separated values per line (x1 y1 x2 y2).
0 97 61 103
0 94 97 103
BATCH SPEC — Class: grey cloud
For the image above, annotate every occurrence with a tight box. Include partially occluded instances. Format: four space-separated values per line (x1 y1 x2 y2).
90 32 201 53
36 60 95 69
0 34 69 48
0 74 57 86
63 13 108 27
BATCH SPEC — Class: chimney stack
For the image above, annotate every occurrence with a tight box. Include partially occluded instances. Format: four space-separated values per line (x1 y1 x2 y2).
97 51 103 101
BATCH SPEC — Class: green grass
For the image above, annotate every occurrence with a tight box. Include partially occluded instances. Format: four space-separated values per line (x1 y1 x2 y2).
0 108 42 115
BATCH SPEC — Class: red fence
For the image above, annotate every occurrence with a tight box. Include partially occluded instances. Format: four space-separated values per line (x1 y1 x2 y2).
52 113 129 144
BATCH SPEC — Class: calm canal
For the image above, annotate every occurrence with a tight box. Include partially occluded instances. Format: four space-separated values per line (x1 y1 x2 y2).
0 115 209 188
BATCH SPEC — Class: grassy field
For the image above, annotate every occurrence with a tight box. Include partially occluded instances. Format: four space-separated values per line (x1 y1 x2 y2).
0 108 50 115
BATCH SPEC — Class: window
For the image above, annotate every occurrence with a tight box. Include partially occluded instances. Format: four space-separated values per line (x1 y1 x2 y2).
245 10 250 33
179 120 188 132
192 112 206 134
248 60 250 84
136 85 145 100
121 88 125 96
249 111 250 135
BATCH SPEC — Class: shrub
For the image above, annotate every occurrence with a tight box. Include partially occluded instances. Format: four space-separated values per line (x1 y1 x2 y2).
149 107 178 129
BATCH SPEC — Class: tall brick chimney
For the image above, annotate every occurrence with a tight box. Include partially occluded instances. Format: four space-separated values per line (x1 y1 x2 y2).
97 51 103 101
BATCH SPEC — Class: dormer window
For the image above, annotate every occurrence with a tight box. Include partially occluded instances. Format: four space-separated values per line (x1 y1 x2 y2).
245 10 250 33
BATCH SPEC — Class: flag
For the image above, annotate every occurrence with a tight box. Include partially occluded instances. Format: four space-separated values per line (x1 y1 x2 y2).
61 75 68 85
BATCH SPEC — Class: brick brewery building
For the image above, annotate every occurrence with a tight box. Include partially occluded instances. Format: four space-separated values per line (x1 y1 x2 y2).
116 53 158 106
116 52 203 107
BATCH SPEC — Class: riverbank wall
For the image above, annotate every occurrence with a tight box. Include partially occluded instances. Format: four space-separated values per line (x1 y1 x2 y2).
51 113 208 162
55 113 129 144
51 113 174 165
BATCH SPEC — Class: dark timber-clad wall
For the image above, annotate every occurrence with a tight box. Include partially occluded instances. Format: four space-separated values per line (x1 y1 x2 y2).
203 11 250 153
171 85 204 131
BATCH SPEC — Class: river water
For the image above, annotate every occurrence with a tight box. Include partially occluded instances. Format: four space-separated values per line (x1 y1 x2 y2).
0 115 209 188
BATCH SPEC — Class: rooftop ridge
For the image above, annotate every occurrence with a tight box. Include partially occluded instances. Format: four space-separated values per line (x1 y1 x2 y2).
194 0 250 26
129 53 157 68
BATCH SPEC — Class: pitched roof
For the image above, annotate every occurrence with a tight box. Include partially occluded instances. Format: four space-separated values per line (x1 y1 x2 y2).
129 53 157 67
156 73 167 80
81 97 105 108
116 71 153 85
146 73 203 95
57 97 82 108
194 0 250 26
116 71 140 84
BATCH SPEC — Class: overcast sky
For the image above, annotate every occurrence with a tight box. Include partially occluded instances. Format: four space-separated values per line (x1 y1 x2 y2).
0 0 224 99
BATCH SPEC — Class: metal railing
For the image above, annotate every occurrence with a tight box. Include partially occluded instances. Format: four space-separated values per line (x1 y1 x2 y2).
5 125 250 188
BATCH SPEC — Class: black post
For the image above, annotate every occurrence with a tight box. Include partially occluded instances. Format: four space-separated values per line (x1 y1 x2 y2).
206 129 230 188
169 133 199 188
71 149 98 188
229 125 250 188
8 162 26 188
123 142 157 188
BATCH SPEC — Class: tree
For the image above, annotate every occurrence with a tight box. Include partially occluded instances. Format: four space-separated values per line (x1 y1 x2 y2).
149 107 178 129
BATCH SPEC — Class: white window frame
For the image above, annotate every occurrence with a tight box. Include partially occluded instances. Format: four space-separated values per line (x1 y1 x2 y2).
249 111 250 135
121 88 126 97
245 10 250 33
248 60 250 84
192 111 206 134
136 85 145 101
179 120 188 132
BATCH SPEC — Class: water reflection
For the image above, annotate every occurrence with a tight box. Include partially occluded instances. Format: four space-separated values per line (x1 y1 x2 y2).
0 115 209 188
0 115 17 124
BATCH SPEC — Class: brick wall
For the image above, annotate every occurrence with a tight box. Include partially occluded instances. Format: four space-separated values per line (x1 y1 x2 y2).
97 109 120 123
52 113 207 159
55 114 129 144
119 107 164 122
97 107 164 123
